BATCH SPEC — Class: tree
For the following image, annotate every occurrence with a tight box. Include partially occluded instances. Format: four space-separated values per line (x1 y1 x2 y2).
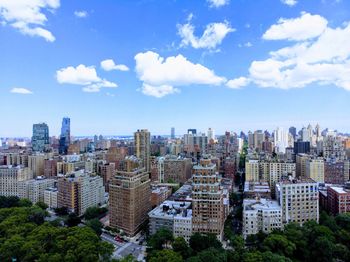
172 237 191 259
84 206 101 220
196 247 227 262
18 198 32 207
148 250 182 262
65 212 81 227
189 233 222 253
36 201 48 210
54 207 68 216
262 234 296 257
86 218 103 235
148 227 174 250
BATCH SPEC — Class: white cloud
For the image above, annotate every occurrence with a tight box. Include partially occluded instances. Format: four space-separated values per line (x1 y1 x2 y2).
100 59 129 72
244 42 252 47
263 12 328 41
0 0 60 42
74 10 88 18
226 77 250 89
207 0 229 8
56 64 117 92
178 19 234 49
134 51 226 97
10 87 33 94
281 0 297 6
141 84 180 98
232 13 350 92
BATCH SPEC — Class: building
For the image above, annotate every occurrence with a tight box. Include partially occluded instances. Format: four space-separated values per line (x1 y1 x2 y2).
326 186 350 215
134 129 151 172
245 160 260 182
273 127 289 153
57 171 105 216
171 127 175 139
59 117 71 155
164 156 192 184
109 166 151 236
192 159 225 239
243 198 282 239
19 176 55 203
243 181 271 199
32 123 50 152
296 154 309 178
44 159 58 178
276 178 319 225
0 165 33 197
294 141 310 155
323 136 346 161
44 187 58 208
306 158 324 183
151 186 172 207
149 200 192 241
324 160 350 184
28 154 45 178
98 162 116 192
289 127 297 139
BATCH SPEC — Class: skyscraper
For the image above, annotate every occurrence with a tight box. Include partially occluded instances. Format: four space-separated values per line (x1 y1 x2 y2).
273 127 289 153
31 123 50 152
134 129 151 172
289 126 297 139
59 117 71 154
207 128 215 141
171 127 175 139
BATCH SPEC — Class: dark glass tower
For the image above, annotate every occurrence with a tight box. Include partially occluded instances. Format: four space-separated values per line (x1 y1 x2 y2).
32 123 49 152
59 117 71 154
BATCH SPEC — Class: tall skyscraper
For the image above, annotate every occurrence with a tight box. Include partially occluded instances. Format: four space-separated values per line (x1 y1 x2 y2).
59 117 71 154
289 126 297 139
171 127 175 139
134 129 151 172
273 127 289 153
192 158 225 239
32 123 49 152
207 128 215 141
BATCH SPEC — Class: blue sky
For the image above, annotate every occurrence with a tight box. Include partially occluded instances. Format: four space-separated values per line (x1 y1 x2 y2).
1 0 350 137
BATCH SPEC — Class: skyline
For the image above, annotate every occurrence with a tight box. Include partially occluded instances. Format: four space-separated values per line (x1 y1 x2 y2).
1 0 350 136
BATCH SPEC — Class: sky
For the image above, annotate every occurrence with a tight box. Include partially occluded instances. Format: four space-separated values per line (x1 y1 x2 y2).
1 0 350 137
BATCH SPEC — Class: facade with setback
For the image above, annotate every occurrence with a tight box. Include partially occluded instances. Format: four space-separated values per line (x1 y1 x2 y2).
109 160 151 236
192 159 225 239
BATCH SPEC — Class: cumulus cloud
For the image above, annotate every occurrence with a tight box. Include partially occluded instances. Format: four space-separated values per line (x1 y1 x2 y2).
74 10 88 18
10 87 33 94
226 77 250 89
229 12 350 92
56 64 117 92
100 59 129 72
263 12 328 41
134 51 226 97
178 18 234 49
207 0 229 8
0 0 60 42
281 0 297 6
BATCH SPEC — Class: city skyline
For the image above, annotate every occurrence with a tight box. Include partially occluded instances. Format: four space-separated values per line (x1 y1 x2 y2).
1 0 350 136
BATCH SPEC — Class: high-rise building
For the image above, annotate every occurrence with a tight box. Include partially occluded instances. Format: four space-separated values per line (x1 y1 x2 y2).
109 161 151 236
294 141 310 155
207 128 215 142
323 136 346 161
306 158 324 183
0 165 33 197
245 160 260 182
253 130 264 151
276 178 319 225
19 177 55 204
273 127 289 153
192 159 225 239
171 127 175 139
296 154 309 178
59 117 71 155
32 123 50 152
28 154 45 178
134 129 151 172
289 126 297 139
57 171 105 216
163 156 192 184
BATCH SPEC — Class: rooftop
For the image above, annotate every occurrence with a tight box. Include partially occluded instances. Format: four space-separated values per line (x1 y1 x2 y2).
148 200 192 219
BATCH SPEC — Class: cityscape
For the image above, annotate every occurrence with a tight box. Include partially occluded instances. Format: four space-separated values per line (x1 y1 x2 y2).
1 0 350 262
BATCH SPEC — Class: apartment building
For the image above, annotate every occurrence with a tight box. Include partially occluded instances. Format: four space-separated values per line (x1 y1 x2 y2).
0 165 33 197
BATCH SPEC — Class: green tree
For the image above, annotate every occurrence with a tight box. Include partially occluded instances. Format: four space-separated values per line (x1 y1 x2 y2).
172 237 192 259
84 206 102 220
65 212 81 227
262 234 296 257
196 247 227 262
18 198 32 207
36 201 49 210
189 233 222 253
148 249 182 262
86 218 103 235
148 227 174 250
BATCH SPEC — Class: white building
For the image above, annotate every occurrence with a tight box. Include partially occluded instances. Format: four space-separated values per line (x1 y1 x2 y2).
44 187 58 208
276 178 319 225
19 176 55 203
273 127 289 153
243 198 282 239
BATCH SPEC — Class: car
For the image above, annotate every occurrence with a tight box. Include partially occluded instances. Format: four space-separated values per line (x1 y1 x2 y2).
114 236 124 243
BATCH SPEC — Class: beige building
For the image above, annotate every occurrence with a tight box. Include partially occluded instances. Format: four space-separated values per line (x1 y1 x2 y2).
276 178 319 225
245 160 260 182
134 129 151 172
164 155 192 184
19 177 55 203
28 154 45 177
296 154 309 178
109 165 151 236
192 159 225 239
0 165 33 197
44 187 58 208
306 158 324 183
